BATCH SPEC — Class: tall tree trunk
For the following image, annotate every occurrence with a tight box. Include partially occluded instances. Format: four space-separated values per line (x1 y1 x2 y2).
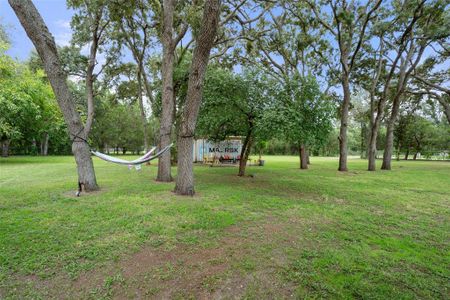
238 127 253 177
299 144 308 170
174 0 221 195
405 148 409 160
413 152 418 160
136 65 149 151
381 95 402 170
338 74 350 171
83 10 102 137
367 121 380 171
1 140 10 157
40 132 49 155
369 51 412 171
239 137 253 177
73 142 97 191
366 38 384 171
306 147 310 165
157 0 176 182
9 0 98 191
381 43 421 170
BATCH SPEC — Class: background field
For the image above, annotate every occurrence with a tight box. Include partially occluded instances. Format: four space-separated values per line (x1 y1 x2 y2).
0 156 449 299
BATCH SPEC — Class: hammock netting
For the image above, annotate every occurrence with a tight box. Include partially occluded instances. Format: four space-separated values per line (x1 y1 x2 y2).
91 144 172 166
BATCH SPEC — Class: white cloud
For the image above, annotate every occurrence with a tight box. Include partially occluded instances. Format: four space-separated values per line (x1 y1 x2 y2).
54 19 72 46
54 32 72 47
54 19 71 30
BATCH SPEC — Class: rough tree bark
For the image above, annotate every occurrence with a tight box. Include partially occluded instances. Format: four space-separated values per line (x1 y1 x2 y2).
9 0 98 191
238 125 254 177
299 144 308 170
174 0 221 195
157 0 177 182
381 96 402 169
338 74 350 171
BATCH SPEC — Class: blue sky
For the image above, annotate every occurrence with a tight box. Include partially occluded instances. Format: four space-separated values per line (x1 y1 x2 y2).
1 0 74 61
1 0 446 77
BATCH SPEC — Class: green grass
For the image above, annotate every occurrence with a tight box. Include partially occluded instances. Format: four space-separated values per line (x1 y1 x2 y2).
0 155 449 299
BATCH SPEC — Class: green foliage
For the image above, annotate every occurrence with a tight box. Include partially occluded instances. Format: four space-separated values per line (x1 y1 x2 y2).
59 46 89 77
91 100 146 152
197 67 274 143
395 114 450 157
0 51 66 153
264 75 335 148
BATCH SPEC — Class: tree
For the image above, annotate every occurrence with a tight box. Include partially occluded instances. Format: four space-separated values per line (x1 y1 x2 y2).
0 60 39 157
150 0 264 185
174 0 221 195
109 0 157 152
305 0 382 171
69 0 116 137
395 113 448 160
379 0 448 170
155 0 189 182
267 76 335 169
242 1 334 169
9 0 98 191
26 53 68 156
89 84 150 154
197 67 272 177
1 40 64 157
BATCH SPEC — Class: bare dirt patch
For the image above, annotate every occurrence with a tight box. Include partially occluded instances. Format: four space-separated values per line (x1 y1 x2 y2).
6 215 312 299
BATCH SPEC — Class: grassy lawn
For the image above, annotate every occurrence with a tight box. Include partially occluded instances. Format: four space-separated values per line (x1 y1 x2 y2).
0 155 449 299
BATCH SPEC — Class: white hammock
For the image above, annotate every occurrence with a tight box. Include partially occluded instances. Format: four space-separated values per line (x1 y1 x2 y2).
91 144 172 166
